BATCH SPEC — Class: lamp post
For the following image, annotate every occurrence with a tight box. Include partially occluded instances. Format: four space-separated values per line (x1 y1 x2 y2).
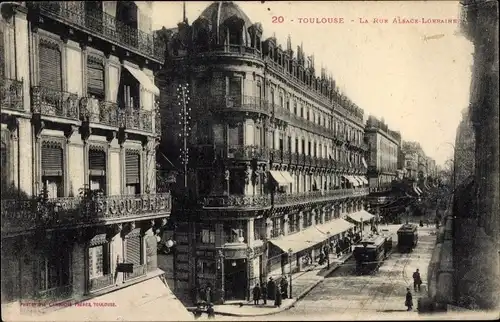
288 248 293 299
216 250 225 304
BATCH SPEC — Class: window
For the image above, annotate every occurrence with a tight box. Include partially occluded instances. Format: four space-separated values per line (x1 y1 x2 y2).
84 1 103 33
88 244 110 279
0 131 8 193
293 101 297 115
125 232 143 266
125 151 140 195
89 148 106 194
295 138 299 154
229 168 245 194
228 77 241 98
200 229 216 244
0 28 4 78
38 250 71 293
228 123 243 146
119 68 140 109
279 93 284 108
87 57 105 100
300 105 303 117
287 136 292 152
41 141 64 198
39 42 62 91
257 82 262 106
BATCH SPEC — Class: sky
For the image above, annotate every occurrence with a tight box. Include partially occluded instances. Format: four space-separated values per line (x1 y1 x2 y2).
151 1 474 167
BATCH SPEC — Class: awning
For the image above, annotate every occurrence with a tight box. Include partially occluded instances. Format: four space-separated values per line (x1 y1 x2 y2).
352 176 364 186
123 64 160 96
347 210 375 223
35 276 193 321
342 175 359 186
359 176 369 185
415 187 423 194
269 219 355 254
280 171 294 184
269 170 289 186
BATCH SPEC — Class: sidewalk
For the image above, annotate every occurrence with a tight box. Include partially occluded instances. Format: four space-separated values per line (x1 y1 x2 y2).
207 252 353 317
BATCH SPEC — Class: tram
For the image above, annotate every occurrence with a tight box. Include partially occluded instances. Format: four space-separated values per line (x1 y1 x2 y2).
353 234 393 275
397 223 419 253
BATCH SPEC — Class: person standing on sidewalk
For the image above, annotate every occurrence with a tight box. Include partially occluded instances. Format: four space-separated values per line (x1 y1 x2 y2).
206 303 215 319
405 288 413 311
274 284 282 307
267 277 276 302
280 275 289 299
413 269 422 292
261 283 268 305
252 283 261 305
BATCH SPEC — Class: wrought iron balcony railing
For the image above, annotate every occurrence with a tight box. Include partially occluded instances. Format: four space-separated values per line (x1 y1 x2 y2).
209 44 262 59
118 108 153 132
204 95 270 115
1 193 171 233
29 2 165 62
202 194 272 208
226 145 270 161
31 86 79 121
0 78 24 112
79 98 119 127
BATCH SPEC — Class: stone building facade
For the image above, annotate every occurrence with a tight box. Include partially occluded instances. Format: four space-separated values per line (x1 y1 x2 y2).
156 1 371 303
1 1 171 313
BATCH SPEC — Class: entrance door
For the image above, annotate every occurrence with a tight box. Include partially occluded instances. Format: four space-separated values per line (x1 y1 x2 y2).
224 259 247 300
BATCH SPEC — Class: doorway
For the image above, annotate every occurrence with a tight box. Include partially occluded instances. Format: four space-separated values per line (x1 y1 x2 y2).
224 259 247 300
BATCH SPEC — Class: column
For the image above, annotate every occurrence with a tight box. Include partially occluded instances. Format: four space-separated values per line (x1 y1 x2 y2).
311 210 316 226
247 219 254 247
298 212 303 231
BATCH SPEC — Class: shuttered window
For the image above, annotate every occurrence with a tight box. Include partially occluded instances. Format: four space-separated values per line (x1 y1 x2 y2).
39 43 62 91
89 148 106 193
87 58 105 99
89 149 106 171
126 232 142 266
41 142 63 175
125 151 140 185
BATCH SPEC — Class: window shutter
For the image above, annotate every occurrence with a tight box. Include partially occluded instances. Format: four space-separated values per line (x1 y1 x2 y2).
89 149 106 171
87 58 105 97
41 142 63 175
39 43 62 91
125 151 140 184
126 233 142 266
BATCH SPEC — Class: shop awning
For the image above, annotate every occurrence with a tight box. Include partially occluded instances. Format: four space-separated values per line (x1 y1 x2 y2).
353 176 364 186
359 176 369 185
123 64 160 96
269 170 290 186
269 219 355 254
347 210 375 223
36 275 193 321
343 175 359 186
280 171 294 184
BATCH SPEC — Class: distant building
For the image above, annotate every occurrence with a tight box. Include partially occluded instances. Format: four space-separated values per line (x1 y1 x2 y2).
454 107 475 186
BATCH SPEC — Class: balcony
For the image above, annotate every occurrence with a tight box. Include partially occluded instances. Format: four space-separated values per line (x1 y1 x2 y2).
31 86 79 122
0 78 24 112
226 145 270 161
119 108 153 133
79 98 119 127
1 193 171 235
207 44 262 60
201 195 272 209
206 95 270 116
273 188 369 207
29 2 165 63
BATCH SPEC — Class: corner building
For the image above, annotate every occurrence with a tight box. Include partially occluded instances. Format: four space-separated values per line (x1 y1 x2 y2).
157 2 371 303
1 1 176 316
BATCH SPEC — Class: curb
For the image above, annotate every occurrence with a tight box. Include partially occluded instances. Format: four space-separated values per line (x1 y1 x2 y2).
212 254 353 317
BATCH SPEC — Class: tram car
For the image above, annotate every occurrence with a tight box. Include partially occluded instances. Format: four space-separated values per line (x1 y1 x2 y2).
353 235 393 275
397 223 419 253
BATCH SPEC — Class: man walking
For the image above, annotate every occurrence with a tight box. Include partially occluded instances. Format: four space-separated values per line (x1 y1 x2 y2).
405 288 413 311
413 269 422 292
261 282 268 305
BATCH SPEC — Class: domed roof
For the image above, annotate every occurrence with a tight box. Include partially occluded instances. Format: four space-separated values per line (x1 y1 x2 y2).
198 1 253 30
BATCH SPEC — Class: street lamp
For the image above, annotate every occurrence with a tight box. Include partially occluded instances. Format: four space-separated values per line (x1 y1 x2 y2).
288 248 293 298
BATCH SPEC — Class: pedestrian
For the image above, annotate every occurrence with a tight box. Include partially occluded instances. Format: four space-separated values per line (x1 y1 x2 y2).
338 239 345 255
274 284 282 307
252 283 261 305
280 275 289 299
267 277 276 302
412 269 422 292
206 303 215 319
335 243 342 258
261 282 268 305
405 288 413 311
205 284 213 304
